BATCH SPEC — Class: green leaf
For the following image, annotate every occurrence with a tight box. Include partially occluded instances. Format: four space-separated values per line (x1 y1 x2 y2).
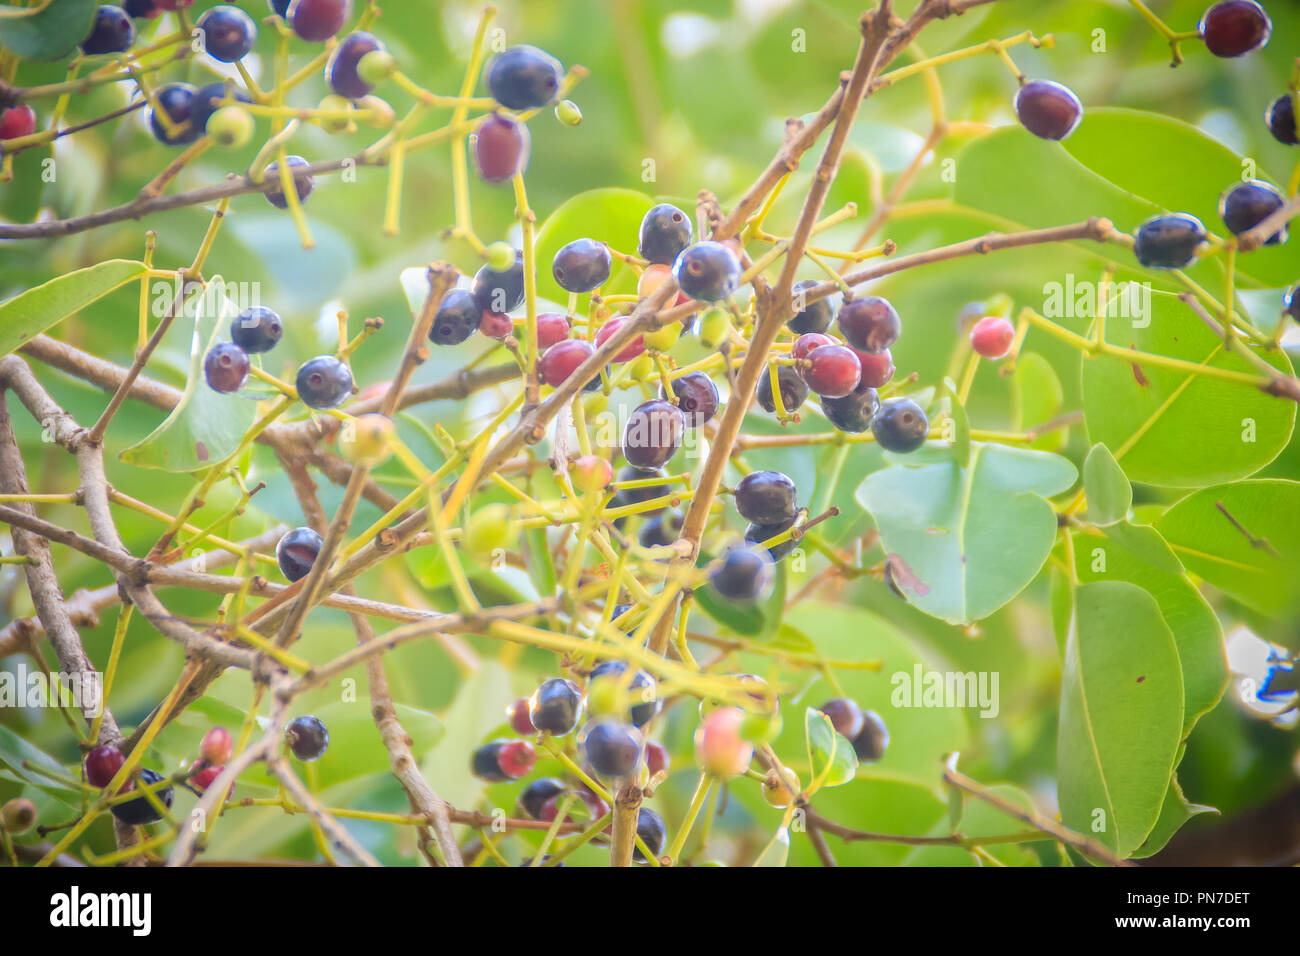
944 378 971 469
856 442 1077 624
1011 351 1066 452
119 281 259 472
751 825 790 867
693 555 787 638
1131 775 1217 860
0 259 146 357
296 698 444 790
804 706 858 791
1057 582 1184 859
903 784 1041 867
1083 443 1131 526
420 660 513 811
534 188 656 305
1155 479 1300 618
0 725 76 793
521 526 557 598
0 0 96 61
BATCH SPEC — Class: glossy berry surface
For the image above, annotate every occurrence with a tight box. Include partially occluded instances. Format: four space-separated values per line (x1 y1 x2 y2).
296 355 354 409
479 310 514 340
149 83 200 146
837 296 900 354
488 45 563 110
328 32 384 99
82 6 136 55
1133 213 1207 269
429 289 482 346
528 678 585 735
756 365 809 415
673 241 741 302
709 542 775 603
856 348 895 389
536 312 571 351
469 739 532 781
0 105 37 140
694 706 754 777
85 744 125 788
638 203 693 266
969 316 1015 360
200 726 233 766
473 249 525 313
507 698 536 735
634 807 666 861
264 155 315 209
872 397 929 453
581 720 644 778
745 517 798 561
553 238 611 293
824 383 885 439
189 82 252 134
289 0 350 42
231 306 282 353
589 660 659 727
1014 80 1083 141
594 316 646 363
203 342 249 393
1220 180 1287 244
110 769 172 825
792 332 835 362
852 710 889 761
639 509 683 548
276 526 323 582
539 339 595 387
789 280 834 334
801 344 862 397
286 715 329 761
819 698 865 741
734 470 797 525
1266 94 1297 147
1199 1 1271 58
611 466 669 513
197 6 256 62
661 371 719 428
474 113 530 184
622 399 685 469
519 778 567 819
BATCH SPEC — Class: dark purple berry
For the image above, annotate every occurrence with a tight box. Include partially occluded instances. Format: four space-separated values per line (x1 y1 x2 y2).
789 279 834 334
1014 80 1082 141
528 678 584 736
1133 213 1207 269
189 82 252 134
197 5 256 63
673 241 741 303
746 517 798 560
473 249 525 314
553 238 611 293
149 83 200 146
819 698 865 740
295 355 354 409
708 542 775 603
124 0 160 17
639 204 693 266
276 527 322 582
286 715 329 760
755 365 809 415
610 466 669 514
622 399 686 469
1266 94 1297 147
634 806 666 861
851 710 888 761
639 509 683 549
822 382 880 433
872 397 929 453
110 769 172 825
487 45 563 110
837 296 900 353
231 306 282 353
589 660 659 728
1199 1 1271 58
289 0 350 43
264 155 315 209
471 739 536 782
519 778 567 820
734 471 797 525
328 31 384 99
85 744 125 788
581 720 643 778
429 288 481 345
268 0 291 16
473 113 530 184
661 371 719 428
1220 180 1287 245
1284 285 1300 323
82 6 136 55
204 342 249 393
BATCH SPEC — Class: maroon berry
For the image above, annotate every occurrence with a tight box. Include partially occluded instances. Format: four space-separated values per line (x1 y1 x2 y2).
855 347 895 388
327 31 383 99
756 365 809 414
536 312 571 351
507 699 536 735
792 332 834 361
264 155 315 209
644 739 670 777
819 698 865 740
801 344 862 398
479 310 514 340
200 726 233 765
289 0 350 43
473 113 530 184
190 764 225 794
85 744 125 788
539 339 595 388
204 342 249 393
595 316 646 363
286 715 329 760
970 316 1015 359
498 739 536 778
0 105 37 140
661 371 720 428
837 296 900 354
1013 80 1083 141
1199 1 1271 58
622 399 686 470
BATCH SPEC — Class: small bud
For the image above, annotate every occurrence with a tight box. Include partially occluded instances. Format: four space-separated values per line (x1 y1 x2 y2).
643 321 681 352
484 241 517 273
356 48 398 87
761 766 800 808
355 95 395 127
463 503 512 559
316 94 353 133
207 105 254 148
554 99 582 126
339 413 395 465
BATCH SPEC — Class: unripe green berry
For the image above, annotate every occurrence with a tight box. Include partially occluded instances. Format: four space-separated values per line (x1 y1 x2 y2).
586 673 622 717
762 766 800 808
463 503 511 559
628 354 655 381
207 105 254 148
485 241 517 273
554 99 582 126
643 322 681 352
355 95 395 127
317 94 353 133
698 308 732 349
340 413 395 465
584 391 608 418
356 49 398 87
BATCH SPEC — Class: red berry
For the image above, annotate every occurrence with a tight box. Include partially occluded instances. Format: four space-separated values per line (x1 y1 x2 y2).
539 339 595 388
497 739 537 778
507 698 536 735
473 113 530 184
644 739 669 777
479 310 514 340
85 745 125 788
190 764 224 793
536 312 571 351
792 332 834 362
595 316 646 363
1199 1 1271 58
855 347 895 388
0 105 37 140
801 344 862 398
200 726 233 765
969 316 1015 360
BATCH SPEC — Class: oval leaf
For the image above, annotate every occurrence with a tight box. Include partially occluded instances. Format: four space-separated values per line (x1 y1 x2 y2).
0 0 96 61
1083 443 1131 526
0 259 146 356
804 706 858 791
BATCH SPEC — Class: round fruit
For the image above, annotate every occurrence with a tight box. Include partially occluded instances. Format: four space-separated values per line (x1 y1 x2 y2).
535 312 571 351
734 471 797 525
708 542 775 603
789 279 835 334
288 0 350 43
204 342 249 394
622 399 686 469
479 310 514 340
639 204 693 266
581 720 644 778
488 45 563 110
470 739 536 782
149 83 200 146
1 797 37 834
637 262 692 310
611 466 669 514
1220 180 1287 245
553 238 612 293
555 99 582 126
762 766 801 808
286 715 329 761
296 355 354 409
872 397 929 453
197 5 256 63
1013 79 1083 141
473 113 530 184
673 241 742 303
792 332 834 362
190 764 225 794
200 726 233 766
82 5 136 55
111 769 172 825
231 306 282 353
264 155 315 209
644 740 669 777
189 82 252 134
528 678 585 736
644 320 682 352
124 0 162 17
339 413 394 464
429 288 481 346
207 105 254 148
472 248 525 313
276 526 323 582
694 707 753 777
539 339 596 387
819 698 865 740
756 365 809 414
1266 94 1297 147
661 371 720 428
1199 1 1271 58
639 509 683 548
571 454 614 494
837 296 900 353
969 316 1015 360
328 31 384 100
801 344 862 397
0 105 37 141
634 807 666 861
745 517 798 561
463 503 511 558
594 316 646 363
1133 213 1208 269
856 348 895 388
519 778 567 820
85 744 126 788
588 661 659 728
852 710 889 761
507 698 536 735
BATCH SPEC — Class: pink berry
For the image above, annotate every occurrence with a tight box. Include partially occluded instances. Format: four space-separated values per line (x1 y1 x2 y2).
969 316 1015 360
479 310 514 340
536 312 571 351
538 339 596 388
0 105 37 140
497 739 537 779
855 347 895 388
644 739 670 777
801 344 862 398
693 707 753 777
200 726 233 766
595 316 646 363
792 332 834 362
